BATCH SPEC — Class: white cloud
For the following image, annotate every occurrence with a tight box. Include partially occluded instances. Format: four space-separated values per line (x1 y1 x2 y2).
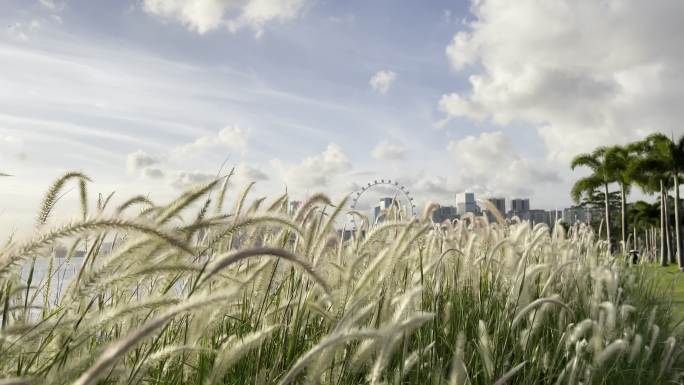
177 125 249 156
371 140 407 161
170 170 216 189
441 0 684 161
235 163 269 182
438 93 486 124
414 175 453 198
271 143 351 190
126 150 161 173
142 167 165 179
369 70 397 94
142 0 309 36
446 131 558 197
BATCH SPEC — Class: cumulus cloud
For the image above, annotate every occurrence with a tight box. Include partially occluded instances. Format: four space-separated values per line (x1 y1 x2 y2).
142 0 309 36
271 143 351 190
369 70 397 94
371 140 407 161
170 170 216 189
441 0 684 161
235 163 269 182
142 167 165 179
126 150 161 173
414 175 453 198
177 125 248 156
446 131 558 197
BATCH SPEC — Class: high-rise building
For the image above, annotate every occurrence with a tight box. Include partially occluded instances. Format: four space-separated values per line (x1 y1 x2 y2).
288 201 301 216
529 209 550 226
562 206 604 225
432 205 458 224
488 197 506 214
549 210 563 226
374 197 398 223
510 198 530 212
508 198 530 220
484 197 506 222
457 192 481 216
379 197 395 209
563 206 586 224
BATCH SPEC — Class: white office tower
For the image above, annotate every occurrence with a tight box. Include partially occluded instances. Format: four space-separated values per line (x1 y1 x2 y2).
457 192 481 216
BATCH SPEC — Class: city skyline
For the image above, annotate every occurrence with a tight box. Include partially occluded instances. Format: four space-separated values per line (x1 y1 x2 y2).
362 191 597 228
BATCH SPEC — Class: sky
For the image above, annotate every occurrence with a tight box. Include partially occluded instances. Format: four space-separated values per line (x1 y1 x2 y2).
1 0 683 235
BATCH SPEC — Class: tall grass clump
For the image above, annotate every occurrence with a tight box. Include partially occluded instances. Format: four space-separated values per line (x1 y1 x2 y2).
0 172 682 384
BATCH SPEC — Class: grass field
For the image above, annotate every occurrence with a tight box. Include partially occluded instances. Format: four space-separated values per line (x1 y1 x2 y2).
1 173 683 385
650 264 684 326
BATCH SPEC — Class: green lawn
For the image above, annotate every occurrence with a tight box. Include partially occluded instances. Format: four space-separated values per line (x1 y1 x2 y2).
650 263 684 328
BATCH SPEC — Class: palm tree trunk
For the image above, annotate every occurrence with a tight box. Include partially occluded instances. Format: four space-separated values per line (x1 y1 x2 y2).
633 218 638 251
604 183 612 253
661 180 668 266
648 227 653 260
648 227 652 258
664 182 675 264
620 183 627 254
652 226 657 261
675 173 683 269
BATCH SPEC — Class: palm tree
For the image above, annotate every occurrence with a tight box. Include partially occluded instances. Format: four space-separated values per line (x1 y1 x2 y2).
628 136 674 266
637 134 684 268
667 135 684 269
571 147 616 252
630 200 660 260
605 146 634 253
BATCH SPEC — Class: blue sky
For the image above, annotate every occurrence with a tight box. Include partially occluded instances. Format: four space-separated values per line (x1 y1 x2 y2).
1 0 682 234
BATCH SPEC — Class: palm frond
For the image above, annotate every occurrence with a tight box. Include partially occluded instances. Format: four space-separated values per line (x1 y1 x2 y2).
570 175 602 203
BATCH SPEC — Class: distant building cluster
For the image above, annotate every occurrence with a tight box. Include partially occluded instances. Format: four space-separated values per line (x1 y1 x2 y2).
561 205 604 224
53 242 114 259
362 192 569 228
426 192 592 228
432 205 458 224
303 191 602 241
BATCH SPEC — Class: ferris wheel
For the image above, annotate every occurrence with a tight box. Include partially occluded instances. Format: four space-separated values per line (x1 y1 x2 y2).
348 179 417 228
